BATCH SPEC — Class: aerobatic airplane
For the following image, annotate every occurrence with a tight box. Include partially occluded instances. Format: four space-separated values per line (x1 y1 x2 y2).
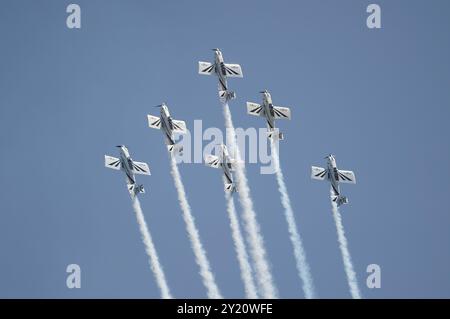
311 154 356 206
147 103 187 154
198 48 243 101
105 145 151 195
246 89 291 140
205 144 237 193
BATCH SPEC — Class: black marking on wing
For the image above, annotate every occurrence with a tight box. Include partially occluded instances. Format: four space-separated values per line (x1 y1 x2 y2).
207 158 220 167
202 65 215 73
172 122 183 131
250 106 263 114
109 160 121 168
133 163 147 173
273 108 288 118
225 66 239 75
338 172 352 182
315 169 327 178
151 118 161 127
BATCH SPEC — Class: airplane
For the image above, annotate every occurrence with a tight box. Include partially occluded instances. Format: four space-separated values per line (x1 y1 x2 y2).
105 145 151 195
147 103 187 154
246 89 291 140
204 144 237 193
198 48 243 101
311 154 356 207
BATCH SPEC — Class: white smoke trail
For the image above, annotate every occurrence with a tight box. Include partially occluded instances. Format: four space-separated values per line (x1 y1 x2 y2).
270 140 316 299
169 154 223 299
329 188 362 299
130 194 172 299
222 102 278 299
223 178 259 299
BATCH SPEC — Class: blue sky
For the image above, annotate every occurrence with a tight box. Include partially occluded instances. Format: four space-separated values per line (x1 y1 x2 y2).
0 0 449 298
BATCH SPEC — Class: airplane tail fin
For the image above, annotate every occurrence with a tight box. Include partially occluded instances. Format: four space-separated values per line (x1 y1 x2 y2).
332 195 348 207
128 184 146 195
224 183 237 193
219 90 236 102
167 144 183 155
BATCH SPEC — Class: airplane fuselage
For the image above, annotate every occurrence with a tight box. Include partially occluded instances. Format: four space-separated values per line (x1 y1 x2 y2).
220 147 234 185
159 105 176 145
214 50 229 91
326 156 341 197
118 146 137 186
261 92 276 130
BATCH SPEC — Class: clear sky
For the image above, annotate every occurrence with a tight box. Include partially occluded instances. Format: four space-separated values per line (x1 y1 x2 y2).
0 0 449 298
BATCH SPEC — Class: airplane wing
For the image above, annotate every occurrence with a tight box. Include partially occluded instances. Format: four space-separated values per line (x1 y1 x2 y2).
247 102 264 117
338 170 356 184
198 61 215 75
205 154 221 169
147 115 161 129
131 161 151 175
105 155 121 170
171 119 187 134
224 63 243 78
272 106 291 120
311 166 328 180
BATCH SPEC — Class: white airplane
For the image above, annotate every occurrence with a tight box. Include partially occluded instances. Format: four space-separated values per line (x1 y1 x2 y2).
205 144 237 193
147 103 187 154
311 154 356 207
198 48 243 101
105 145 151 195
246 89 291 140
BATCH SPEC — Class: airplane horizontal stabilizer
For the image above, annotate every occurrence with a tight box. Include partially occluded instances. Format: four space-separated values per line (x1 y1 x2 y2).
128 184 145 195
167 144 183 155
224 183 237 193
332 195 348 207
219 90 236 101
268 131 284 141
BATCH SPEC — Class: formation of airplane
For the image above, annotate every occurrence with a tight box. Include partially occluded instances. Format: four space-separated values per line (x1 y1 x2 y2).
311 154 356 206
204 144 237 193
105 49 356 207
198 48 243 101
105 145 151 195
147 103 187 154
246 90 291 140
